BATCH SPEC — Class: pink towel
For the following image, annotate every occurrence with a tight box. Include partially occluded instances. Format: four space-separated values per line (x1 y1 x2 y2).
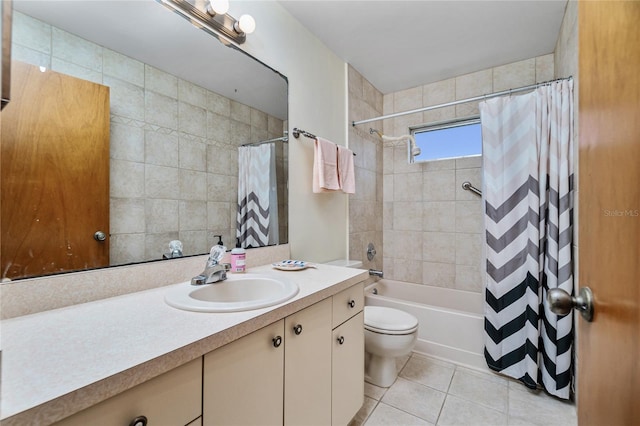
337 145 356 194
313 137 340 193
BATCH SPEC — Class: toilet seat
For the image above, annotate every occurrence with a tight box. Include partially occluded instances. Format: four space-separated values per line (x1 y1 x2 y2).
364 306 418 335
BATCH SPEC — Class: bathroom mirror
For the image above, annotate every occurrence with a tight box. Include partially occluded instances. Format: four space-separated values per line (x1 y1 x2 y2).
2 0 288 280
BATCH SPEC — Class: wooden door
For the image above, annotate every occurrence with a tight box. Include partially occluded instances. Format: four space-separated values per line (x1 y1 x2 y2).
578 2 640 425
1 61 110 279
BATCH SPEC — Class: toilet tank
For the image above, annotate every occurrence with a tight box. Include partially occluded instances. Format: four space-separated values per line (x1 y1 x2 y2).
325 259 363 269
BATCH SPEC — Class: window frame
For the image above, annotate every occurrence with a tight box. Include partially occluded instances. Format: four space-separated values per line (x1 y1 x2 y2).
409 116 482 163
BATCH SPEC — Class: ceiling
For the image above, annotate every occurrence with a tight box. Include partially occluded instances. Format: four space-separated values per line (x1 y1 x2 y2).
279 0 568 94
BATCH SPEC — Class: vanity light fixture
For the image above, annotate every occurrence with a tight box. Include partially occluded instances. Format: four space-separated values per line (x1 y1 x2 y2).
158 0 255 45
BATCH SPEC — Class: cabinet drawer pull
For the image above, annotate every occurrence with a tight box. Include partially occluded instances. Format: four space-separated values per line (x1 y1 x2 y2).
129 416 148 426
293 324 303 335
347 299 356 308
337 336 345 345
272 336 282 348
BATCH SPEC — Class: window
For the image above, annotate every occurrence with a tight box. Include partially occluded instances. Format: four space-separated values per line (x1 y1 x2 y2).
411 117 482 162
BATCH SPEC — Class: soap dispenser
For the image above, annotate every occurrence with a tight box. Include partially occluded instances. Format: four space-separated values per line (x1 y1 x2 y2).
230 238 246 273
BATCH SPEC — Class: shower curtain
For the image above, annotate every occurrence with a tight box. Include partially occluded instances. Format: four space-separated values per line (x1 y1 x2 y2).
237 144 279 248
480 80 574 399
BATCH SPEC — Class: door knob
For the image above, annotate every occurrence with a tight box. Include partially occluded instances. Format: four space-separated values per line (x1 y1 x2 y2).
547 287 594 322
94 231 107 241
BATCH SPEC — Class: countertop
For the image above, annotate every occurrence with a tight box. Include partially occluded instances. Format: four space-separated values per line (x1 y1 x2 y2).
0 264 368 425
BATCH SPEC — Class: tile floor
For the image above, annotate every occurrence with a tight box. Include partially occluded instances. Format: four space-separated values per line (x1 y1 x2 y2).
350 353 577 426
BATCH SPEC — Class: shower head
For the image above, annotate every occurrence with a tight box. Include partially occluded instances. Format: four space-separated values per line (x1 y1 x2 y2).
382 134 421 158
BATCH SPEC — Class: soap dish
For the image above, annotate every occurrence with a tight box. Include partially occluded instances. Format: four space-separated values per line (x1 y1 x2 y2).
272 260 317 271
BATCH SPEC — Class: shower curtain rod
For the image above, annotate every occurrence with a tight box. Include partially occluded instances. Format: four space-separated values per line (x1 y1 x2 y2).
352 76 573 127
241 135 289 147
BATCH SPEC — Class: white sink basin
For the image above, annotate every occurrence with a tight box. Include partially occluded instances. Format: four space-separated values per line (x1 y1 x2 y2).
164 273 299 313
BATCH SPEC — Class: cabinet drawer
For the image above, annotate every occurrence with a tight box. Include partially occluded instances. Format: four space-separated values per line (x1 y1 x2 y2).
332 282 364 328
55 358 202 426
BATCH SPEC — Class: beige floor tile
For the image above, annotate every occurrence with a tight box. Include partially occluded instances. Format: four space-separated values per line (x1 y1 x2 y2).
396 354 411 373
365 402 434 426
448 368 508 413
508 386 577 426
365 381 387 400
437 394 507 426
350 397 379 426
381 377 446 423
400 355 456 392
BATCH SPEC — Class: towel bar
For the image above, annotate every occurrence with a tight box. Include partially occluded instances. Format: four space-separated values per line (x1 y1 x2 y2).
293 127 356 155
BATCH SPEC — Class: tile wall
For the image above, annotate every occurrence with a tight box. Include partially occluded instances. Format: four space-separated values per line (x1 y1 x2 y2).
12 11 286 265
347 66 384 273
381 54 555 292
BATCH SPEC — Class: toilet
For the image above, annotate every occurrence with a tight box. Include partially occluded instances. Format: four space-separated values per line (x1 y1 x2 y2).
364 306 418 387
324 259 419 387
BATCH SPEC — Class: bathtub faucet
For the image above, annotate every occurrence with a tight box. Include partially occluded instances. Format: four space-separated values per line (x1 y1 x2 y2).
369 269 383 278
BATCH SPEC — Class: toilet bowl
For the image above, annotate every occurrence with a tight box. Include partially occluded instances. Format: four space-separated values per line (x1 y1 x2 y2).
364 306 418 387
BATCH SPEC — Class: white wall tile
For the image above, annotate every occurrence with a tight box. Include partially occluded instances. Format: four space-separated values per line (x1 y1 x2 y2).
145 164 180 199
145 199 179 233
103 49 144 87
145 91 178 129
13 12 52 55
423 262 455 287
105 76 146 121
179 102 207 137
111 160 145 199
145 131 179 167
179 201 208 231
423 170 456 201
111 122 144 162
179 138 207 172
179 79 209 109
145 65 178 99
110 198 145 234
492 58 536 92
52 27 102 72
423 201 456 232
423 232 455 263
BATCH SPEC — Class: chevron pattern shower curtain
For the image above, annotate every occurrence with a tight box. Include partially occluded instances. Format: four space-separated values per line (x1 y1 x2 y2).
480 80 574 399
237 144 279 248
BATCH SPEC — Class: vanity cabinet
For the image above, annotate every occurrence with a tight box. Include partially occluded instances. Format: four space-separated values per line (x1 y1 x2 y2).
332 311 364 425
203 282 364 426
203 320 285 425
284 298 332 425
331 284 365 425
54 358 202 426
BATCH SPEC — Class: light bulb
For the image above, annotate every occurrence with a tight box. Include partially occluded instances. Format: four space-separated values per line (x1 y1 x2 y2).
207 0 229 15
236 14 256 34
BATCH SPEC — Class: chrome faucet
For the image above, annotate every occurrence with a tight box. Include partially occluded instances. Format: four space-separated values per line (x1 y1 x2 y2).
191 262 231 285
369 269 383 278
191 245 230 285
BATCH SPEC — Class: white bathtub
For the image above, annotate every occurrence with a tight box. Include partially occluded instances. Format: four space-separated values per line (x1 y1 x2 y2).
365 279 488 371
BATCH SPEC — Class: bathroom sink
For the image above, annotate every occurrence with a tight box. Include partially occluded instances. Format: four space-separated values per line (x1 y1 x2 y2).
164 274 299 313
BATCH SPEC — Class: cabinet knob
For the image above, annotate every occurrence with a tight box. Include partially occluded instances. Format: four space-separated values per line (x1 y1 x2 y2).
337 336 345 345
272 336 282 348
129 416 147 426
293 324 303 335
347 299 356 308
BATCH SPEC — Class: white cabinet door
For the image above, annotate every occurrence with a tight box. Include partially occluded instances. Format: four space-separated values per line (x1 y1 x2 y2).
203 320 284 426
284 298 333 425
54 358 202 426
332 311 364 425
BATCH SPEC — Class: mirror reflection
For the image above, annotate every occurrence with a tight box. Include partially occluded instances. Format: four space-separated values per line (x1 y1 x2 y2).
1 0 288 281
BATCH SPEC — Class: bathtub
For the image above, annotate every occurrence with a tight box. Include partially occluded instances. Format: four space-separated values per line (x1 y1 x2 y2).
365 279 488 371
